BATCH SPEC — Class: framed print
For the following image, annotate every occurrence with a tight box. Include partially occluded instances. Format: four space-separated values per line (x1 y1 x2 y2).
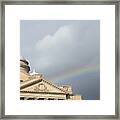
0 0 119 119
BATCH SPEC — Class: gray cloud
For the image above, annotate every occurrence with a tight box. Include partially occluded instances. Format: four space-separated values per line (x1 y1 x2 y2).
33 23 99 79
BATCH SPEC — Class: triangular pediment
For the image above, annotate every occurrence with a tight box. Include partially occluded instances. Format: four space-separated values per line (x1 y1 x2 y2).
20 78 66 94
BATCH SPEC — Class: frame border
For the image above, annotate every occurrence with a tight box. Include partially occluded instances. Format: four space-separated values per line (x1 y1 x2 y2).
0 0 119 119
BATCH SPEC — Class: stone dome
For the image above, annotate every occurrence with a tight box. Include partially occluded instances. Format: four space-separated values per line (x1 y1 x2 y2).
20 56 29 65
20 56 30 73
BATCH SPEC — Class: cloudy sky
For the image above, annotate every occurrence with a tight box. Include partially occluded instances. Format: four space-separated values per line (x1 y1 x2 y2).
20 20 100 100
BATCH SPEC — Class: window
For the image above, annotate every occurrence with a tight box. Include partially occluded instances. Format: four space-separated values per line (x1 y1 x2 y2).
37 98 45 100
48 98 54 100
20 97 25 100
27 98 35 100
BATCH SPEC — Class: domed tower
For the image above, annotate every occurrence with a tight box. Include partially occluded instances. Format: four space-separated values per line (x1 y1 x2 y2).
20 56 30 81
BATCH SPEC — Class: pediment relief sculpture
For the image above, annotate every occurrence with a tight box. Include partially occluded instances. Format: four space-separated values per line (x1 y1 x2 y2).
34 83 48 92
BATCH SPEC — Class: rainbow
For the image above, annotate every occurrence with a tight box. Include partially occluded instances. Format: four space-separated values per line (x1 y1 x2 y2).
50 64 99 81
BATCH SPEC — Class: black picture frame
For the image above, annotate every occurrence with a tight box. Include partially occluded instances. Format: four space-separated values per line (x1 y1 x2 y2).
0 0 119 119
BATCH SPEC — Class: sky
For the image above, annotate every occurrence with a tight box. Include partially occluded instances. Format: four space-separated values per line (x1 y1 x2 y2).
20 20 100 100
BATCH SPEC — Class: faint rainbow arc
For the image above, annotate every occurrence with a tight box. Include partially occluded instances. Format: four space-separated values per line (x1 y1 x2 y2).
50 64 99 81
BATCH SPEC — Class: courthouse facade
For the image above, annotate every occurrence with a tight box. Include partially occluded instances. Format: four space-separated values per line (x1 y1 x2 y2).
20 57 82 100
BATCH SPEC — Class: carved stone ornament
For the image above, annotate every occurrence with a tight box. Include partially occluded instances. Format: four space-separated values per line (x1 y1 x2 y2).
34 83 48 92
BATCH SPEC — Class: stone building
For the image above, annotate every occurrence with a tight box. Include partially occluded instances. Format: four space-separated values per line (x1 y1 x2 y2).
20 57 82 100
